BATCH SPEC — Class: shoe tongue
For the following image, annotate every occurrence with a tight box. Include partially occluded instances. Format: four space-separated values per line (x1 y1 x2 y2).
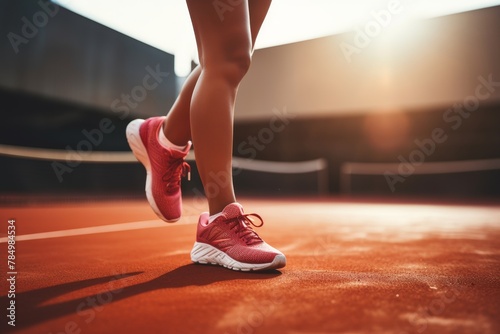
222 203 244 219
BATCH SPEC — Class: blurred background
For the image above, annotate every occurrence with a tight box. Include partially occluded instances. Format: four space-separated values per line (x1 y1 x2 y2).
1 0 499 202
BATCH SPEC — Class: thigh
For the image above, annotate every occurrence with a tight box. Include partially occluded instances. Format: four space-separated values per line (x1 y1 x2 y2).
249 0 272 49
186 0 252 68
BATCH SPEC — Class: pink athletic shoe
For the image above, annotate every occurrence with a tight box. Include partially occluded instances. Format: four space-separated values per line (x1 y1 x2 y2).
126 117 191 222
191 203 286 271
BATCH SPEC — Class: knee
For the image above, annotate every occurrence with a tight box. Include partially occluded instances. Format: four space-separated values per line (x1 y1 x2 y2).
203 50 252 85
228 50 252 79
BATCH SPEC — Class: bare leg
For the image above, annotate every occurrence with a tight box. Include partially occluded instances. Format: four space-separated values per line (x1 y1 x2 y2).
162 66 200 146
164 0 272 215
249 0 273 47
162 0 271 147
186 0 252 215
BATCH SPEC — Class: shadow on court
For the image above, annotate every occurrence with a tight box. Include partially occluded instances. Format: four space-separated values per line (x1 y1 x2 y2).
4 265 281 332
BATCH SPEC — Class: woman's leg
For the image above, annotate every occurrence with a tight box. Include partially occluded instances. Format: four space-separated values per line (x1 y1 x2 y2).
249 0 272 47
186 0 253 215
162 0 272 147
187 0 285 271
162 66 200 145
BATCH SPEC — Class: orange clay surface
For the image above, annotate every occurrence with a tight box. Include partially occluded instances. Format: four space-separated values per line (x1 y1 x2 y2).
1 197 499 334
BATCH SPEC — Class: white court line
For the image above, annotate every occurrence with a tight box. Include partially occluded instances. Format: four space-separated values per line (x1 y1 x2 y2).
0 219 196 243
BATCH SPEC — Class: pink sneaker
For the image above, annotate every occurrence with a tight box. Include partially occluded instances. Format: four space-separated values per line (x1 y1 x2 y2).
126 117 191 222
191 203 286 271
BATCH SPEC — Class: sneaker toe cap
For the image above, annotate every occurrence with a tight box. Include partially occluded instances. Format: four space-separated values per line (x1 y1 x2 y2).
229 242 284 264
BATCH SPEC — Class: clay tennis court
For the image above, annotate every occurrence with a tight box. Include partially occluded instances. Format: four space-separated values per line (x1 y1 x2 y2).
2 197 499 334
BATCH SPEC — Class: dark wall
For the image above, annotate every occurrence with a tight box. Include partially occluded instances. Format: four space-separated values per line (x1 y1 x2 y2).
232 104 500 197
0 0 176 117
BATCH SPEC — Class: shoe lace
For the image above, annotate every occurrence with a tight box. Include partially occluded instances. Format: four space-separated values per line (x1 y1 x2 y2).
162 158 191 193
226 213 264 245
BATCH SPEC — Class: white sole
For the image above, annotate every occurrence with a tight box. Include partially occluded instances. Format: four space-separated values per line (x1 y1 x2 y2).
191 242 286 271
126 119 178 223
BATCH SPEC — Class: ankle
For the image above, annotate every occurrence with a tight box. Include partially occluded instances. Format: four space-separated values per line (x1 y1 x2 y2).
208 200 237 217
158 126 187 151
